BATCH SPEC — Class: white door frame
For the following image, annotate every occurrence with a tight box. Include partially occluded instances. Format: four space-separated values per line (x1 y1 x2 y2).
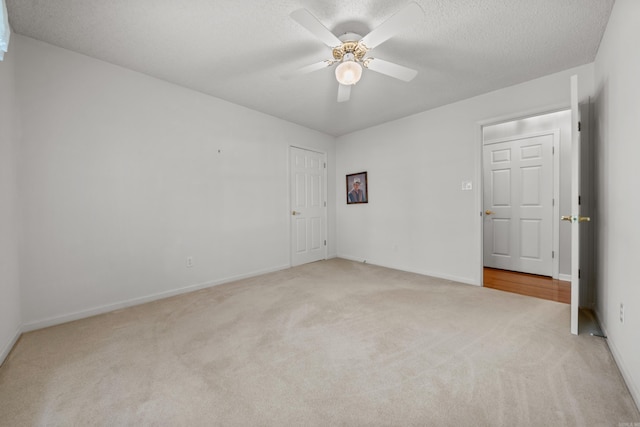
288 145 328 267
476 105 569 285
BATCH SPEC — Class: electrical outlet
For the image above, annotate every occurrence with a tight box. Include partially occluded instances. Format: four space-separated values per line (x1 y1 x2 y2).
620 303 624 324
186 257 194 268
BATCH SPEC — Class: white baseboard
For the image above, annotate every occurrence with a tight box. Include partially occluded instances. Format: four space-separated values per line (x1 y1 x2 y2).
336 254 478 286
22 264 290 332
595 310 640 411
559 273 572 282
0 326 22 367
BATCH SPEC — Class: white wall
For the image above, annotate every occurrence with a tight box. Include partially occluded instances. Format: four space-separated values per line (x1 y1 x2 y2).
0 43 22 364
482 110 572 281
14 35 336 329
336 64 593 286
593 0 640 408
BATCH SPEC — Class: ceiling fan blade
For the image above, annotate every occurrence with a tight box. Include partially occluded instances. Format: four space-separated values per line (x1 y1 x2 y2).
359 2 424 49
365 58 418 82
290 9 342 48
284 60 334 79
337 84 351 103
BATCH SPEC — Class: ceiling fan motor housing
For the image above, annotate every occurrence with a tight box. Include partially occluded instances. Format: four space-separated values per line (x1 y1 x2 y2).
332 33 368 63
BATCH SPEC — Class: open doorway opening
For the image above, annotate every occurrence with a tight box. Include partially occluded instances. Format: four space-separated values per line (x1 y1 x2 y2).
481 110 572 303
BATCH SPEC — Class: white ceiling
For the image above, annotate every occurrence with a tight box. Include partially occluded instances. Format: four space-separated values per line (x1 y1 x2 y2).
6 0 614 136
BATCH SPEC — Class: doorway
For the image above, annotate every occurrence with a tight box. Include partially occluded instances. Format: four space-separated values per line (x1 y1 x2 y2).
289 146 327 267
483 131 556 276
482 110 572 295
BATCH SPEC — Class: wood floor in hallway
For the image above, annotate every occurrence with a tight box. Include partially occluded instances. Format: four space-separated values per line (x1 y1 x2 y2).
483 267 571 304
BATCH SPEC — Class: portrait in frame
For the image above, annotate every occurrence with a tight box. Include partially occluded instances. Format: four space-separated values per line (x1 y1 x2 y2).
346 172 368 204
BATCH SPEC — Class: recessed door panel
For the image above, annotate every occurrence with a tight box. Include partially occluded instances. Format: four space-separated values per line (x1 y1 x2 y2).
295 218 307 253
310 174 322 208
295 173 306 209
492 219 510 256
521 144 542 160
310 217 322 250
520 219 542 259
308 156 320 170
492 169 511 206
492 149 511 163
521 166 542 206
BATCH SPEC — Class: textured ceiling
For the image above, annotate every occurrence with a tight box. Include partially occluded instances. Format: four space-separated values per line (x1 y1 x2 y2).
6 0 614 136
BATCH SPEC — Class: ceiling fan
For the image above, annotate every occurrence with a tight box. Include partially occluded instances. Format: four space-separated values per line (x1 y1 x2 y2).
289 2 425 102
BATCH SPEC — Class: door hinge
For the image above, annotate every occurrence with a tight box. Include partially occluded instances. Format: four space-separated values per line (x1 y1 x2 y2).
323 162 326 169
552 146 555 155
324 240 327 246
552 198 555 206
578 121 581 132
552 251 555 259
579 195 582 205
579 269 581 279
324 201 326 207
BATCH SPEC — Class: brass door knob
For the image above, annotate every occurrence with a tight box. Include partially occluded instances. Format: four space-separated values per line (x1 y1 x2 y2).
485 210 495 215
561 215 573 222
579 216 591 222
292 211 301 216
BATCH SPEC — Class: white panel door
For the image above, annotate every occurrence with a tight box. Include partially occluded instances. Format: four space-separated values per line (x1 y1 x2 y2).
290 147 326 267
483 134 554 276
568 75 588 335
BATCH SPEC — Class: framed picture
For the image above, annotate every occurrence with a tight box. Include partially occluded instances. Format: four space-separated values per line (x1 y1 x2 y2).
346 172 368 204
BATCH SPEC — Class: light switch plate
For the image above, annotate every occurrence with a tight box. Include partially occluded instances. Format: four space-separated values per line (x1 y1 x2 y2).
461 181 473 191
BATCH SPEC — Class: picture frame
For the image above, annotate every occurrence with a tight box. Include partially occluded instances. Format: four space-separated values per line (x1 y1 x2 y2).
346 172 368 204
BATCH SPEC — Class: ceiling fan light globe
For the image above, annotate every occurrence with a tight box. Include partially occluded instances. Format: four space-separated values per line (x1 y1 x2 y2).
335 61 362 86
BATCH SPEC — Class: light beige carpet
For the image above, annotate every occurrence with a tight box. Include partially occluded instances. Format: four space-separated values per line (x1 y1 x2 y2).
1 259 638 426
